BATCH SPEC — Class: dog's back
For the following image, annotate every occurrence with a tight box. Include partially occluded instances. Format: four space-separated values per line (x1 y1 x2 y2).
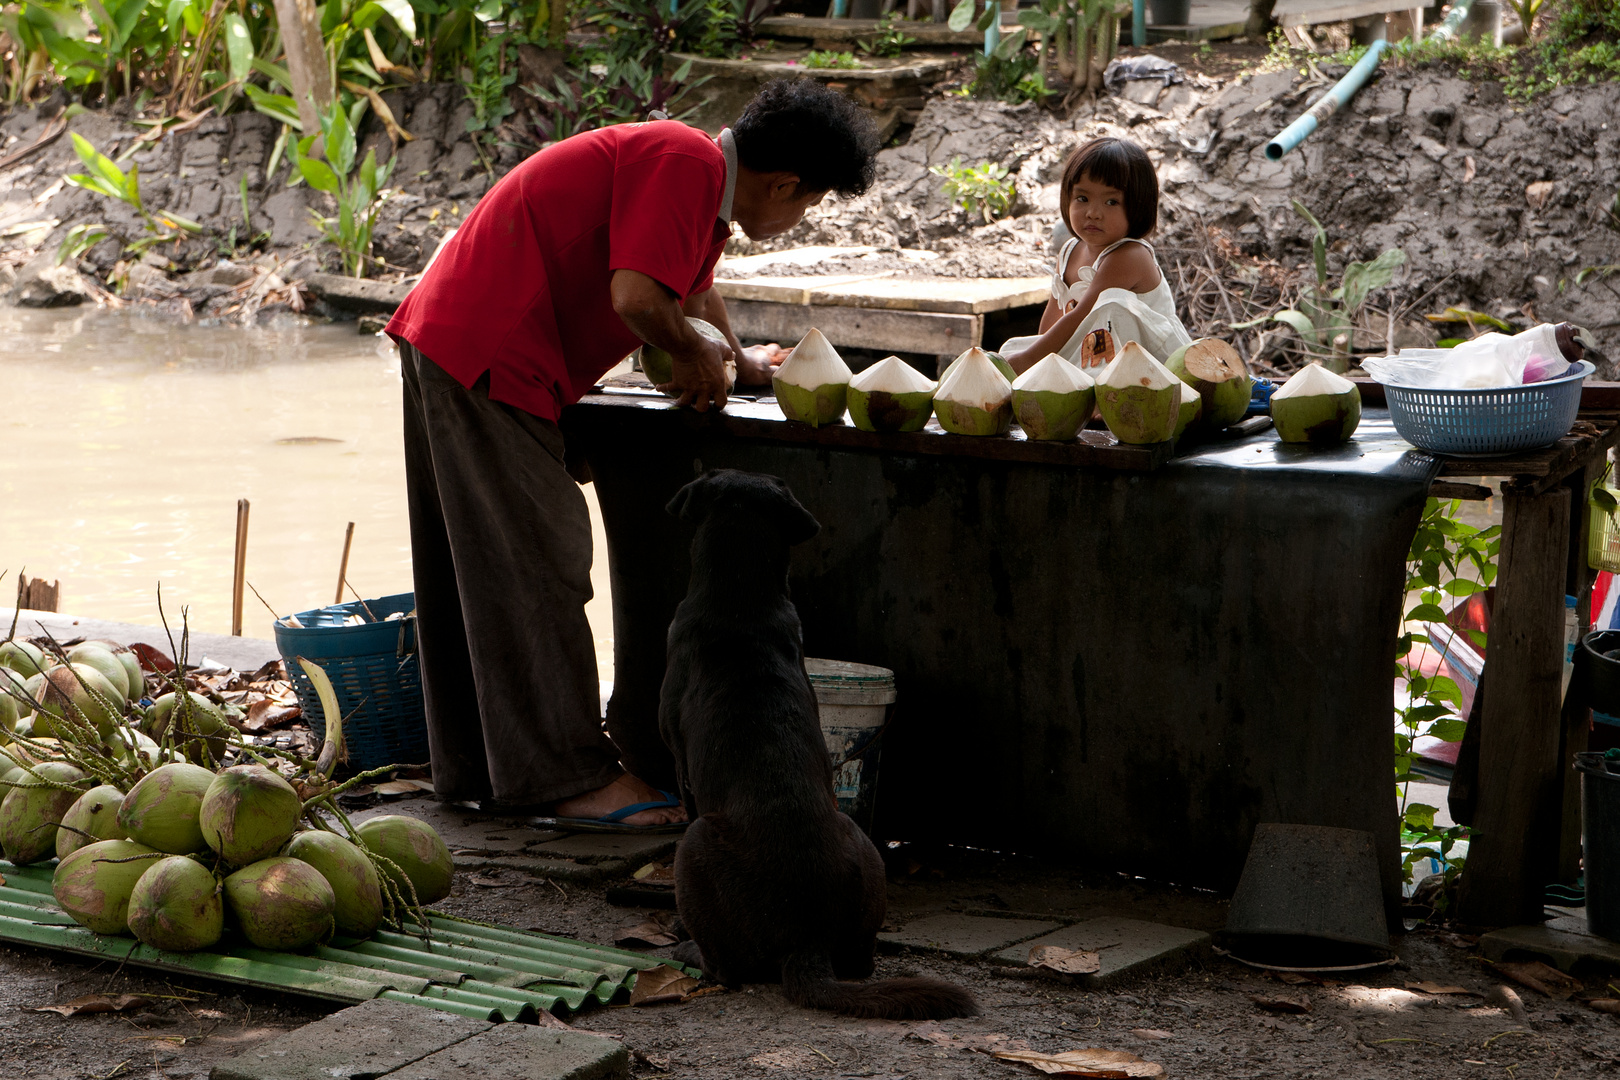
660 470 976 1020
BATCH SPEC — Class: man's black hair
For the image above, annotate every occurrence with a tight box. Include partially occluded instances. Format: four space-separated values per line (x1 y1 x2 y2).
731 79 880 199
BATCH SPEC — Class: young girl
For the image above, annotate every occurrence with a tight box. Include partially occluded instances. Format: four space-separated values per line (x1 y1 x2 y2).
1002 137 1192 374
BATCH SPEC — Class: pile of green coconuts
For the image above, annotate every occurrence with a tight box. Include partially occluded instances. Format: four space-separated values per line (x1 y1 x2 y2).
0 636 453 954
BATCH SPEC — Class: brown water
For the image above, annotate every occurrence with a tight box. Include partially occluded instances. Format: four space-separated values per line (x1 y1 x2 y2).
0 306 615 679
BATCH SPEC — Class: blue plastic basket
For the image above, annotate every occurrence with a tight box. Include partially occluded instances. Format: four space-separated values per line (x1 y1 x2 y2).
272 592 428 773
1382 361 1594 456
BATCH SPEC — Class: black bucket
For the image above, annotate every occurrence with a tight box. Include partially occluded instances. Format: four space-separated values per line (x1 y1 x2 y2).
1580 630 1620 715
1578 752 1620 941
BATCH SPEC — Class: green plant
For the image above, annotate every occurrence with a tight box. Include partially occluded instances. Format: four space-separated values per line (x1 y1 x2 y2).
1013 0 1120 94
858 12 916 58
930 156 1015 224
800 49 861 70
1395 497 1495 896
297 103 395 278
59 132 202 266
462 34 517 174
965 47 1050 103
1505 0 1548 38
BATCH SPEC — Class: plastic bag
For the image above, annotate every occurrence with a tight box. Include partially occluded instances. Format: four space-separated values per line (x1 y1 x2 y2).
1363 324 1572 389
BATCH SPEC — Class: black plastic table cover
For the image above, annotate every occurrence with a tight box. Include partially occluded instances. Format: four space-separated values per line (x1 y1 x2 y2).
561 396 1441 909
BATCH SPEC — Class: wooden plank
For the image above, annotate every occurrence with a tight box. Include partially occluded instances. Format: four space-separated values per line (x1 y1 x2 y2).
807 276 1050 315
714 273 896 305
724 297 982 355
757 15 986 44
1274 0 1419 25
1457 486 1572 927
719 246 881 274
573 391 1174 471
1430 480 1494 501
1558 457 1604 881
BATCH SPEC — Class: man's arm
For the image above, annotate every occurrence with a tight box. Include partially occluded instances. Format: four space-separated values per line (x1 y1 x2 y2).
613 270 733 411
684 287 784 387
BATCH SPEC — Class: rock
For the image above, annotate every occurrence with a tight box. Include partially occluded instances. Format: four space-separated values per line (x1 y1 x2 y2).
211 262 255 286
304 273 412 314
11 253 90 307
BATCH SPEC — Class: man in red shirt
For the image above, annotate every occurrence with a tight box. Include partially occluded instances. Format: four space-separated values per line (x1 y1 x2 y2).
387 80 878 826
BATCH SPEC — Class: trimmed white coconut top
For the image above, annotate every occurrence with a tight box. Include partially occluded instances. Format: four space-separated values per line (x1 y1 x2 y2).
1178 381 1200 407
1013 353 1094 394
936 347 1011 410
850 355 936 394
688 317 726 344
1273 362 1356 400
776 328 852 390
1097 341 1178 391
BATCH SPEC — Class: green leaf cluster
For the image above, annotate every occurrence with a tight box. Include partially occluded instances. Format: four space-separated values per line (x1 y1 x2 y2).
58 131 201 269
929 156 1015 224
297 103 396 278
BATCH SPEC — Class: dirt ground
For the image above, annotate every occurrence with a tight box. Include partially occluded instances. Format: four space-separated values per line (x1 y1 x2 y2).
7 817 1620 1080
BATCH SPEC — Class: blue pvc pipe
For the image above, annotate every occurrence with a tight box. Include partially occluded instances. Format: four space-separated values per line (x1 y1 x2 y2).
985 13 1000 56
833 0 848 15
1264 38 1387 160
1133 0 1145 47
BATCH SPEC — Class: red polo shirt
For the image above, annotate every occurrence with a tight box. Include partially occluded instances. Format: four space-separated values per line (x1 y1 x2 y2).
387 121 731 421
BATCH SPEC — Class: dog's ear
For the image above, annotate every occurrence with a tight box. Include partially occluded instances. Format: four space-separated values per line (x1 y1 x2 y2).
769 483 820 545
666 473 719 524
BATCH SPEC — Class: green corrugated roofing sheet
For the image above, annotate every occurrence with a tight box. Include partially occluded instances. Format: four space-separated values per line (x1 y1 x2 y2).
0 859 692 1024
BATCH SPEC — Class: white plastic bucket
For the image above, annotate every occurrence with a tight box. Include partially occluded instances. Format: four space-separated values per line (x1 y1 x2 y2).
806 658 895 831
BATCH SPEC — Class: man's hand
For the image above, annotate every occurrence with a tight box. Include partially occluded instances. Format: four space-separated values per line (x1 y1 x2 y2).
663 333 734 411
612 269 734 412
737 343 789 386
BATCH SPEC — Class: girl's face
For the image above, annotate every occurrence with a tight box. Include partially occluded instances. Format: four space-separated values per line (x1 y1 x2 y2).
1066 174 1131 249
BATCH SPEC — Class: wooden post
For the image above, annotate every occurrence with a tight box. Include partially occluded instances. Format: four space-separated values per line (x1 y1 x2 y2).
269 0 335 146
232 499 250 637
1557 459 1603 881
17 575 59 613
335 521 355 605
1458 486 1571 927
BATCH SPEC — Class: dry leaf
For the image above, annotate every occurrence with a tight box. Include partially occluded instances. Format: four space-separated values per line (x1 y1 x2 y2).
242 700 302 733
911 1026 1021 1051
129 643 175 673
1130 1029 1172 1040
1029 946 1101 975
1492 960 1581 1000
991 1047 1165 1078
1274 972 1314 985
1591 999 1620 1015
1251 994 1311 1014
33 994 155 1017
616 911 680 949
630 965 699 1006
1406 981 1478 996
1436 932 1478 949
374 778 435 796
1526 180 1554 211
465 874 516 888
633 1050 672 1071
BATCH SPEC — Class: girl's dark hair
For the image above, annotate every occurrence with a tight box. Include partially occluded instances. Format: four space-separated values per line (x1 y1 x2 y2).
731 79 880 198
1059 137 1159 239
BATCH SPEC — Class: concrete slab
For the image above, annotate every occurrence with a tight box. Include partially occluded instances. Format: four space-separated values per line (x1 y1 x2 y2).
209 997 488 1080
878 913 1062 959
452 854 609 884
387 1024 628 1080
4 607 281 672
531 833 680 867
1481 915 1620 973
991 917 1212 987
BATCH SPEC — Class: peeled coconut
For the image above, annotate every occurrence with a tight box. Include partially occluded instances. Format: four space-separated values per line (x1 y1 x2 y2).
65 644 131 703
773 328 852 427
1172 381 1204 440
149 691 229 765
357 814 454 904
58 783 129 859
287 830 385 938
1166 338 1252 430
224 856 337 950
119 762 216 855
1078 327 1117 370
52 838 159 935
639 317 735 389
200 765 303 867
1095 342 1181 444
934 348 1014 436
0 640 50 679
0 761 88 864
1012 354 1095 441
847 356 937 433
127 855 224 952
1270 363 1362 445
35 664 123 740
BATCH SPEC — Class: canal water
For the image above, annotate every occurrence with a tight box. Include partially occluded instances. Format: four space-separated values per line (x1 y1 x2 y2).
0 306 616 680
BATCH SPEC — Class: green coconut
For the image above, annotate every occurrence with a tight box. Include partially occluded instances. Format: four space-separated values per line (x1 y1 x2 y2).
0 640 50 679
939 349 1018 383
357 814 455 904
34 664 123 741
847 356 937 433
148 691 229 765
127 855 224 952
85 640 144 702
200 765 303 867
65 644 131 703
119 762 216 854
773 328 852 427
0 690 15 746
1270 362 1363 445
106 727 170 771
934 348 1013 436
1095 341 1181 445
287 830 385 938
57 783 129 859
0 761 88 864
638 316 733 390
1011 353 1095 441
20 670 48 716
1166 337 1252 431
224 856 337 950
52 838 160 935
1172 381 1204 440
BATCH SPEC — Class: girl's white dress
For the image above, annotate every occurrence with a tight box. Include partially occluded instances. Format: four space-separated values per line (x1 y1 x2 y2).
1001 236 1192 364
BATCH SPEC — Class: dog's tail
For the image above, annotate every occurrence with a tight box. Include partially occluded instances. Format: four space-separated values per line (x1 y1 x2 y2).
782 951 978 1020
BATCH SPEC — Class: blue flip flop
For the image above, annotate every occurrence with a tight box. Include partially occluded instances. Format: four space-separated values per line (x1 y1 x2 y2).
527 790 688 834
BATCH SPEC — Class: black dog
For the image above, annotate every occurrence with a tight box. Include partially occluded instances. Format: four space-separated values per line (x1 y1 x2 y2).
659 469 976 1020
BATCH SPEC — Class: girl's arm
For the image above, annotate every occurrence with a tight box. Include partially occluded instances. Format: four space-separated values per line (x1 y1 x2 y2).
1035 298 1061 335
1004 245 1162 374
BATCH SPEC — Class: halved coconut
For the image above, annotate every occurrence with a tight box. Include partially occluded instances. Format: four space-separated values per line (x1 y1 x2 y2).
847 356 937 433
1012 354 1094 441
774 328 852 427
1166 338 1252 430
1095 342 1180 445
639 317 736 390
1270 363 1362 444
1172 381 1204 440
934 348 1013 436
